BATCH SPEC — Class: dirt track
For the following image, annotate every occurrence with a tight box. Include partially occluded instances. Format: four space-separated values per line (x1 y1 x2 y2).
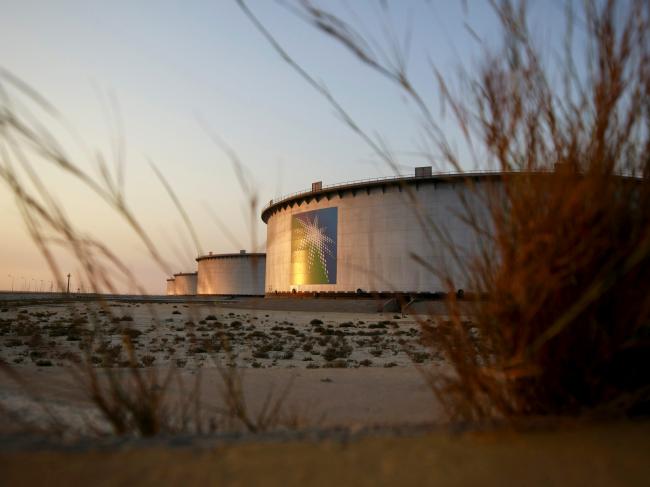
0 366 442 435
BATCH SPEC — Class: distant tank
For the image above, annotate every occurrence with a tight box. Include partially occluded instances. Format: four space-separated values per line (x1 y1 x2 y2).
173 272 197 295
165 277 175 296
196 251 265 296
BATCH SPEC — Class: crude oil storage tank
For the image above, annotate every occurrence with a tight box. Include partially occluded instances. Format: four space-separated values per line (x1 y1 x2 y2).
165 278 176 296
261 168 500 295
196 251 266 296
173 272 197 295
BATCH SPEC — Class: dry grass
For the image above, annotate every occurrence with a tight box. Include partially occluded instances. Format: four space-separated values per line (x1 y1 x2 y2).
0 64 291 437
3 420 650 486
423 0 650 420
243 0 650 420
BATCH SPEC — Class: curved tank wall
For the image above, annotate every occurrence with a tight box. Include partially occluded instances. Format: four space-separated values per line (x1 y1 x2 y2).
262 174 499 294
165 278 175 296
196 253 266 296
173 272 197 295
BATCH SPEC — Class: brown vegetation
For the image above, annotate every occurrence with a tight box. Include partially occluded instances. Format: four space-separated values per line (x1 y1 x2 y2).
242 0 650 420
424 0 650 420
0 53 293 436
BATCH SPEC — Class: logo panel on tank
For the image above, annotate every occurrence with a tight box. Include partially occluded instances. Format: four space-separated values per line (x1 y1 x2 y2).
290 207 337 285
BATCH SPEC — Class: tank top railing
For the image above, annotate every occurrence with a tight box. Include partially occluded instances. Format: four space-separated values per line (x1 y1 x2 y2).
262 169 514 212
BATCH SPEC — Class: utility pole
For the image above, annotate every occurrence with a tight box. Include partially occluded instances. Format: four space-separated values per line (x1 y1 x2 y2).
66 273 71 294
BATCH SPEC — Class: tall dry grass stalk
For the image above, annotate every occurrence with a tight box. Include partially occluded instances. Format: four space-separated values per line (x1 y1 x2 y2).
425 0 650 420
242 0 650 419
0 70 173 435
0 70 291 436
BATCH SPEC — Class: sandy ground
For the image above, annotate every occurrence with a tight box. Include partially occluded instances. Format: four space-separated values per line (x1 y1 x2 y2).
0 300 450 436
0 366 441 436
2 299 650 485
0 301 443 369
1 421 649 486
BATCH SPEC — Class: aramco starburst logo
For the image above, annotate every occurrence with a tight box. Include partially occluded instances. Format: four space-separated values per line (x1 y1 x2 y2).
291 207 338 285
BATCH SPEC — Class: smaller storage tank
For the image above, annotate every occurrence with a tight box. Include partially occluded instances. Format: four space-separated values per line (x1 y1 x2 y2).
173 272 197 295
165 278 175 296
197 251 265 296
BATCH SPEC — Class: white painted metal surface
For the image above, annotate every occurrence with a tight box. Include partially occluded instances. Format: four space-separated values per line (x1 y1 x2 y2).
165 278 176 296
173 273 197 295
264 176 498 293
196 253 266 295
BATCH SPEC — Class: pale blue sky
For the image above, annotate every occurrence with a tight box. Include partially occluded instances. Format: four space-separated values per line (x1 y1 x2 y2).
0 0 575 293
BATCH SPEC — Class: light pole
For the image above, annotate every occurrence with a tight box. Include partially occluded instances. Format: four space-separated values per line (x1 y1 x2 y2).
40 280 44 292
7 274 14 292
20 277 25 291
66 273 71 294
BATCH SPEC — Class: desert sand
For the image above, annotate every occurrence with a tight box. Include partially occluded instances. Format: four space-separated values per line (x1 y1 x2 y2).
0 299 448 435
2 298 649 486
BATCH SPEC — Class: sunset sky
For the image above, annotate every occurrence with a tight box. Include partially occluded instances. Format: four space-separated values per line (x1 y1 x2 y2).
0 1 570 293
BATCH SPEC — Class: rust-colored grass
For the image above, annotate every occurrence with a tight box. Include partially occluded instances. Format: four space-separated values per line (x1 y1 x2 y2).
252 0 650 420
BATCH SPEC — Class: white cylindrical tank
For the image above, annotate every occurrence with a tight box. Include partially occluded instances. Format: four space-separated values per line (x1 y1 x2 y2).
165 278 175 296
173 272 197 295
262 171 499 294
196 251 266 295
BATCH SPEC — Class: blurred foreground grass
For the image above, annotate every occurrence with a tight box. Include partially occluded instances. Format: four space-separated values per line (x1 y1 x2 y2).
1 420 649 486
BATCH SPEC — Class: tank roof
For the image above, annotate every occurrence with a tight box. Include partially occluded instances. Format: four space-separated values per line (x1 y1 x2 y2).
260 169 643 223
260 170 508 223
196 252 266 262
